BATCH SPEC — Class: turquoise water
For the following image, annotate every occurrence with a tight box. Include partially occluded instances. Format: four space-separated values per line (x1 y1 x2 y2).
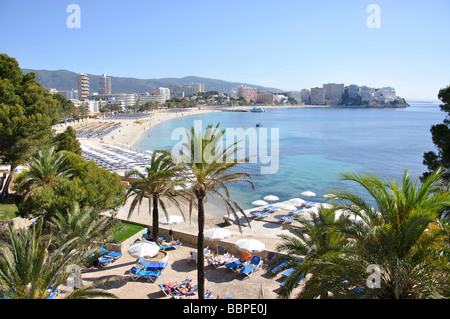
135 103 444 218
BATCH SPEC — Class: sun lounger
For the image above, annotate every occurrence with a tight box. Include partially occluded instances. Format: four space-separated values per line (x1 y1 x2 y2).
158 279 192 297
99 247 123 259
289 210 305 216
207 253 234 268
158 240 181 251
280 216 295 224
129 266 162 283
225 251 253 272
98 256 113 267
138 258 168 271
254 212 270 220
264 205 280 213
240 256 262 278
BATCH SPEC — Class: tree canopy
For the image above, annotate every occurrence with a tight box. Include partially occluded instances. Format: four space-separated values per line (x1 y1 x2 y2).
0 54 59 170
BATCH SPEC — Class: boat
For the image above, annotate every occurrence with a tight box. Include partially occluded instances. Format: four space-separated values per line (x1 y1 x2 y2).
250 107 265 113
256 123 263 127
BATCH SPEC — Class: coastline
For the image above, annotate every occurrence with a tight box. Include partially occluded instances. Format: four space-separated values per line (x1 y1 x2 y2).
75 107 296 251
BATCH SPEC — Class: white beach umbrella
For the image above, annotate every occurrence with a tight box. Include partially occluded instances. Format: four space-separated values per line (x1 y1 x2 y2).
159 214 184 226
301 191 316 198
323 193 337 198
127 240 160 258
235 239 265 253
278 204 297 211
320 203 333 209
289 198 306 206
204 228 231 241
251 200 269 207
263 195 279 202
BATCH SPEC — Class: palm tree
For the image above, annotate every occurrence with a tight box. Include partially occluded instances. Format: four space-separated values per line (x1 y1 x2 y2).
0 219 118 299
270 207 349 299
273 169 450 299
125 150 186 243
176 123 254 299
15 146 75 201
50 204 121 253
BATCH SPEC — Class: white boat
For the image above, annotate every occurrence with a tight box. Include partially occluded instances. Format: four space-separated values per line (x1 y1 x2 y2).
250 107 265 113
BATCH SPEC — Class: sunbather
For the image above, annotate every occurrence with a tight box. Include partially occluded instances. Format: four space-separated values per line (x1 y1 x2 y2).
158 237 180 246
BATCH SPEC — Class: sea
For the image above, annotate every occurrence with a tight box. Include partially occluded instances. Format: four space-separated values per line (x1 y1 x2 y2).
135 102 445 220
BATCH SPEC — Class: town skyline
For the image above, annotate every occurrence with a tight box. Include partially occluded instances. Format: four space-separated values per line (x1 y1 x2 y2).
1 1 449 100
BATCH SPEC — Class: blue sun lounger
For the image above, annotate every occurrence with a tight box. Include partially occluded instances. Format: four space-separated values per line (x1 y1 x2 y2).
99 247 123 259
138 258 168 271
129 266 162 282
158 240 182 250
240 256 262 278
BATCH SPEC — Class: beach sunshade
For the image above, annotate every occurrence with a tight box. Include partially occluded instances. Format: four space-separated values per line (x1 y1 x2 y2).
251 200 269 206
278 204 297 211
204 228 231 241
263 195 279 202
289 198 305 206
235 239 265 253
159 214 184 225
321 203 333 209
301 191 316 197
127 240 160 258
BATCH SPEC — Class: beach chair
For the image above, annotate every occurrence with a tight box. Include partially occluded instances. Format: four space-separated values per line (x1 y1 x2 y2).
98 256 114 267
99 247 123 259
280 216 295 224
129 266 161 283
158 240 182 251
264 205 280 213
225 251 253 272
254 212 270 220
240 256 262 278
158 278 192 297
138 258 168 271
207 253 234 268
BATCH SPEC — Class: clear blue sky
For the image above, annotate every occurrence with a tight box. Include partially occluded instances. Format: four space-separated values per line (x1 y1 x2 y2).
1 0 449 100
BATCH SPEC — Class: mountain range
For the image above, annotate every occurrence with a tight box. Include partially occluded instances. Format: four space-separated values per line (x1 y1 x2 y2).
22 69 284 95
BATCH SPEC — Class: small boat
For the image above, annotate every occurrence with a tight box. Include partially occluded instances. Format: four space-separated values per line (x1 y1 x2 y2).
250 107 265 113
256 123 263 127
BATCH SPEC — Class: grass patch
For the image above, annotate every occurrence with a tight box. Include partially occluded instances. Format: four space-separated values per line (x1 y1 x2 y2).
0 196 19 221
113 221 145 242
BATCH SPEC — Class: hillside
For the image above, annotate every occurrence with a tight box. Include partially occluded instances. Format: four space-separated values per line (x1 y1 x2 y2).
21 69 284 94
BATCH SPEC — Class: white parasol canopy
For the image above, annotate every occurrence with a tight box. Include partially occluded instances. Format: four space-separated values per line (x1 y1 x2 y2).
235 239 265 253
204 228 231 241
278 204 297 211
301 191 316 197
159 214 184 225
263 195 279 202
252 200 269 206
127 240 160 258
289 198 306 206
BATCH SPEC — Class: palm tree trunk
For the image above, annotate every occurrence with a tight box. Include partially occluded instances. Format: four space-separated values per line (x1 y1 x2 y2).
197 196 205 300
151 196 159 243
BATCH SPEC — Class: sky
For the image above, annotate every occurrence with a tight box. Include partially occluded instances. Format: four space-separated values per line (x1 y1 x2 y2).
0 0 449 100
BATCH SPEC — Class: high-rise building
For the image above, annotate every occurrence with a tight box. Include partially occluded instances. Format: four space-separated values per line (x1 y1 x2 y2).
310 87 325 105
301 89 310 104
155 87 171 103
256 91 274 104
359 86 375 102
348 84 359 99
323 83 344 105
77 73 89 100
166 83 204 97
237 86 257 102
286 91 302 102
99 74 111 95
